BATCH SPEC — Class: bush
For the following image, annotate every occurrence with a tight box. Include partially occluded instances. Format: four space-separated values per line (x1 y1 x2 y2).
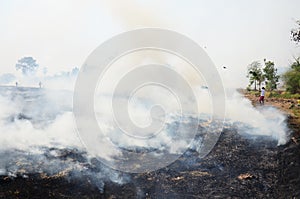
265 91 300 99
292 93 300 99
268 92 280 98
282 58 300 94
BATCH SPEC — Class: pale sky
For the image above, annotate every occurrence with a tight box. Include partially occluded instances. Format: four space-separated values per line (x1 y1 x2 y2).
1 0 300 87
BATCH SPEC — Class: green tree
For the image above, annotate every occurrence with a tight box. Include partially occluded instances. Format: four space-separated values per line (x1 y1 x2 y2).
16 57 39 76
291 20 300 44
282 57 300 94
247 61 264 91
281 20 300 94
263 59 280 91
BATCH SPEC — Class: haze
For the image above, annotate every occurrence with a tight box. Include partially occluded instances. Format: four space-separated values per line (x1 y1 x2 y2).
0 0 300 88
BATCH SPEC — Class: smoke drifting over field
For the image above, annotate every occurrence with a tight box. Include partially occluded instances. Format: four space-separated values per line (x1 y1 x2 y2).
0 86 131 191
0 84 288 172
226 90 288 145
0 40 289 187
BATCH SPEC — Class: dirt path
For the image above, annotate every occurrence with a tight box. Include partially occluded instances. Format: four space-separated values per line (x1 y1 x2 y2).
243 90 297 114
242 90 300 142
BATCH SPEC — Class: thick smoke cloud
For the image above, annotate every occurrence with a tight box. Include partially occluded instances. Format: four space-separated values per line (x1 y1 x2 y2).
0 66 289 189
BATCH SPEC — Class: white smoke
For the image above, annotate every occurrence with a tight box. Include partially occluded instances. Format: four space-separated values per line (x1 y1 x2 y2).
0 0 290 184
0 49 289 180
0 65 289 189
0 89 80 151
225 90 288 145
0 56 289 166
0 88 130 190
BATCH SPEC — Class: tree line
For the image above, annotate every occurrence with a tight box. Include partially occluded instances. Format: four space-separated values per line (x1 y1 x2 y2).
247 20 300 94
247 59 279 91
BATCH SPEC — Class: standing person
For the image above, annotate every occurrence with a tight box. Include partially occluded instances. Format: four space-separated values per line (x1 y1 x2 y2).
39 81 42 88
259 87 265 105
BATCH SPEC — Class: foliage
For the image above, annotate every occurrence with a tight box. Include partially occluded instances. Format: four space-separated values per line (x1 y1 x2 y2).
246 86 251 92
268 91 300 99
263 59 279 91
282 57 300 94
15 57 39 76
291 20 300 44
246 61 264 91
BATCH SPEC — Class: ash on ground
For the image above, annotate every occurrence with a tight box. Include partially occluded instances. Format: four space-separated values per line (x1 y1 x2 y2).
1 86 299 198
1 126 299 199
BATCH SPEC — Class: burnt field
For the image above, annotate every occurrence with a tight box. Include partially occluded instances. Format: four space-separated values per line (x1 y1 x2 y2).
1 124 299 199
0 86 299 198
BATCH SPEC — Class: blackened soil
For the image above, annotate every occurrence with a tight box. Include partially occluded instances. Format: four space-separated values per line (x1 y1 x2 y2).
1 124 300 199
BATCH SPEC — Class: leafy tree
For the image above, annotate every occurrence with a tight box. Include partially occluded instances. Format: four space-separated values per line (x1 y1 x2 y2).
16 57 39 76
247 61 264 91
263 59 280 91
282 57 300 94
291 20 300 44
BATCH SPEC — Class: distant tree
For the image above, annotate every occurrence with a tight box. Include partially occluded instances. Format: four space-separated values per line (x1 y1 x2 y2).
247 61 264 91
71 67 79 76
263 59 280 91
282 57 300 94
291 20 300 44
16 57 39 76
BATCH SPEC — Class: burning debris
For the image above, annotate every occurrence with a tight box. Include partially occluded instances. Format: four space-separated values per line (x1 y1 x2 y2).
237 173 254 180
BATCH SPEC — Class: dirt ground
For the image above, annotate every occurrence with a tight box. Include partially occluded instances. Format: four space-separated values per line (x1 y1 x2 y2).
242 90 300 143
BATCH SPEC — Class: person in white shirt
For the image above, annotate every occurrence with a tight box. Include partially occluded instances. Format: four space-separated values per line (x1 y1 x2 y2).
259 87 265 105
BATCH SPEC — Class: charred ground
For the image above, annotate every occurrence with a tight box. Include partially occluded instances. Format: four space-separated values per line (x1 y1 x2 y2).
1 86 299 198
1 121 299 199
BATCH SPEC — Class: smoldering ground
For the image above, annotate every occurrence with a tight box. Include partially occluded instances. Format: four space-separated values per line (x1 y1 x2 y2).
0 84 290 194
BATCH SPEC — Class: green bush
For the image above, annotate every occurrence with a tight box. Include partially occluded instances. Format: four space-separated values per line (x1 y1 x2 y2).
265 91 300 99
292 93 300 99
282 58 300 94
269 92 280 98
